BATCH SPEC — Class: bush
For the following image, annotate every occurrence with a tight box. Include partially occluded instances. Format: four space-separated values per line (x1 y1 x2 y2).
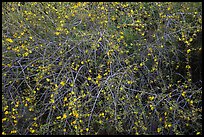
2 2 202 135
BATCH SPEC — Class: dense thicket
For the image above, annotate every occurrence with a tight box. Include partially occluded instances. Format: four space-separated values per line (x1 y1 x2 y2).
2 2 202 135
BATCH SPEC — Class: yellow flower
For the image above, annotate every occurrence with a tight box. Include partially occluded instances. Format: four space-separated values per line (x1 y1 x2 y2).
135 95 138 99
186 117 190 121
150 104 154 110
159 117 162 121
2 118 7 122
86 128 89 132
7 46 11 50
189 38 193 42
187 49 191 54
30 129 35 133
80 129 83 133
63 113 67 119
56 116 61 119
127 80 132 84
157 127 161 133
88 77 92 81
107 51 110 56
63 128 66 132
60 81 65 86
73 98 77 102
4 106 8 111
55 32 60 35
50 99 55 103
99 112 105 117
96 80 99 84
64 97 67 102
33 122 38 127
111 17 116 21
23 52 29 57
168 123 172 127
10 130 17 134
6 38 14 43
70 83 74 87
26 97 31 102
185 65 191 69
148 96 154 101
74 125 78 129
75 113 79 118
51 94 54 98
71 120 76 125
181 91 186 97
140 62 144 67
70 91 74 95
29 108 34 112
33 90 36 94
14 120 17 124
120 35 124 39
196 132 201 135
99 120 103 124
97 74 102 79
46 78 50 82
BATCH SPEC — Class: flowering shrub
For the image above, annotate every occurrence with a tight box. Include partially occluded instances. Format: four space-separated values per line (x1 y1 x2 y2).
2 2 202 135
